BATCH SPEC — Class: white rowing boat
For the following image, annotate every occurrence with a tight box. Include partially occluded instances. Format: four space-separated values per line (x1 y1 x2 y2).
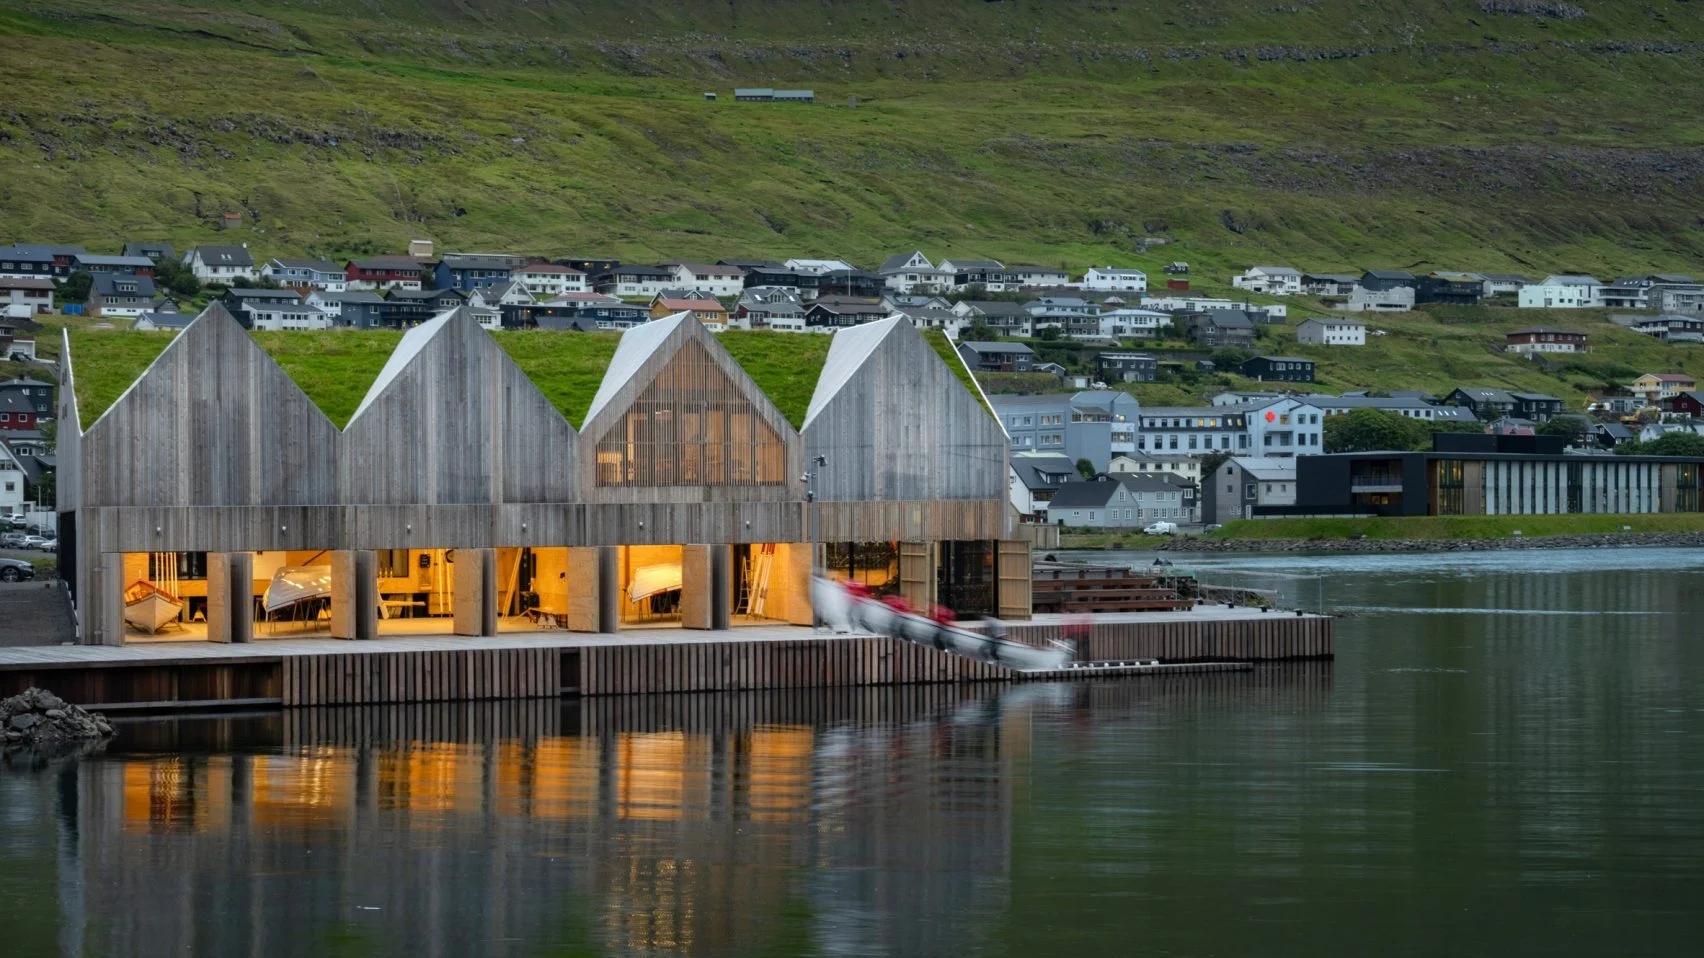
810 576 1071 671
123 580 183 634
264 566 334 614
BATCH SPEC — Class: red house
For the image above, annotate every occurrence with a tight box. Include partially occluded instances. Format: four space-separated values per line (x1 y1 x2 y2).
1665 391 1704 418
345 256 425 290
0 391 37 432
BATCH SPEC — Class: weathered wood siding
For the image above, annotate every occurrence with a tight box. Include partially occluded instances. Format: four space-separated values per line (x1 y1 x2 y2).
577 313 803 505
341 311 578 505
576 636 1010 695
803 318 1008 503
280 647 559 706
81 305 340 508
1008 615 1334 662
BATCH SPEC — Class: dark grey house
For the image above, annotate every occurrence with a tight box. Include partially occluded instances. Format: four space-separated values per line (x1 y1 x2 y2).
1360 269 1418 292
957 341 1035 373
1240 356 1316 383
1096 352 1157 383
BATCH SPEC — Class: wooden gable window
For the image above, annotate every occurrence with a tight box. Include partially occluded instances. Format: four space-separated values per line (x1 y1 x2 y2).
594 339 786 487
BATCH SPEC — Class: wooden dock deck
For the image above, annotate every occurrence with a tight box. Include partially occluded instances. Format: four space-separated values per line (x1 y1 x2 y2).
0 607 1331 711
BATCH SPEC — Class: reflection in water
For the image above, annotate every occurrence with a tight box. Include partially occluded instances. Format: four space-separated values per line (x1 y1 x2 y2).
6 548 1704 955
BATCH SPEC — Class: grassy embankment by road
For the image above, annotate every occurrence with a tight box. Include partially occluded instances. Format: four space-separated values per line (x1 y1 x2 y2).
0 0 1700 274
1209 514 1704 541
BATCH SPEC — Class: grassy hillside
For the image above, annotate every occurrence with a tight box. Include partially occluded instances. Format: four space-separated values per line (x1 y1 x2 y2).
1 0 1700 274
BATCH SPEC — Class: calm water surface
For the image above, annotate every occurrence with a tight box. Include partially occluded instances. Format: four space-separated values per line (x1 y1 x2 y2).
2 547 1702 957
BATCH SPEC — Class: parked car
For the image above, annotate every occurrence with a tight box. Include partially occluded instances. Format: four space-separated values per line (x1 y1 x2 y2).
0 556 35 582
38 537 57 551
19 535 47 549
0 532 26 548
1143 521 1178 536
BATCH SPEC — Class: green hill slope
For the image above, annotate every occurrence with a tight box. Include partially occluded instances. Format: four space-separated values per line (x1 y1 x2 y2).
1 0 1701 273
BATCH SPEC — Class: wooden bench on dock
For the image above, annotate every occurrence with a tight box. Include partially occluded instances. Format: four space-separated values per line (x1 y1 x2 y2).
1031 565 1194 615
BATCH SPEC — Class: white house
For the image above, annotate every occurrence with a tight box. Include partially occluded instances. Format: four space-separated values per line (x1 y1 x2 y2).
263 258 347 292
877 252 956 294
1343 285 1414 312
1295 317 1367 346
1082 267 1148 293
470 281 535 310
1008 264 1071 287
1099 308 1171 339
1231 266 1303 295
1518 275 1603 309
1108 452 1201 485
183 245 259 284
514 263 587 297
0 441 30 516
664 262 745 298
241 302 332 331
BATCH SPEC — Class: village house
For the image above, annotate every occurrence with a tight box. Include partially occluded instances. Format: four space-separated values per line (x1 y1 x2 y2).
1136 405 1250 456
1240 356 1316 383
1008 452 1078 518
1302 273 1360 296
784 258 855 276
1081 267 1148 292
1230 266 1303 295
1008 264 1071 287
1203 457 1298 525
1182 311 1256 348
1599 274 1698 310
221 287 303 317
88 273 157 319
803 295 889 330
957 342 1035 373
345 256 425 291
1097 308 1169 340
263 258 347 292
1448 387 1518 420
1663 391 1704 418
1655 286 1704 314
468 280 535 311
515 263 588 298
1480 274 1531 295
121 242 174 264
381 288 468 327
1304 395 1476 424
431 253 524 292
72 254 156 277
952 301 1032 338
1344 284 1415 312
1518 275 1603 309
183 245 259 284
592 265 676 299
650 292 729 330
1042 474 1190 529
0 277 53 315
1631 372 1697 405
0 389 43 433
0 245 59 281
1095 352 1156 383
732 287 806 331
877 252 956 294
131 310 195 332
656 262 743 298
992 391 1139 470
1505 327 1588 354
1108 452 1202 486
1415 275 1484 305
1628 314 1704 343
0 379 50 421
813 268 884 300
307 290 386 329
1023 296 1099 334
241 302 333 331
1295 317 1366 346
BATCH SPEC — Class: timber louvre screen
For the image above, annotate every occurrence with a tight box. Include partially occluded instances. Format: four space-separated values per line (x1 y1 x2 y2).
594 338 787 486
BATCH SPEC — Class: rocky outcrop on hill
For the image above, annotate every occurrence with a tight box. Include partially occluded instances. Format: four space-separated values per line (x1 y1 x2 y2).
0 688 115 752
1160 532 1704 554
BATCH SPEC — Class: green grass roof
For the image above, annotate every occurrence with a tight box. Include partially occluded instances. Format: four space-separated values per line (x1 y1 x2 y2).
68 326 847 432
491 330 623 428
66 330 175 425
717 331 832 428
253 331 401 427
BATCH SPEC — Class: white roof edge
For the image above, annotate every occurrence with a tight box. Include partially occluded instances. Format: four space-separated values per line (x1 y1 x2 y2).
802 317 898 430
348 308 458 423
583 312 690 426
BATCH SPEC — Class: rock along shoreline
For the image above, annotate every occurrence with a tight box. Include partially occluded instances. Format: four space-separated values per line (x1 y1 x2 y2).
1 688 116 752
1155 531 1704 554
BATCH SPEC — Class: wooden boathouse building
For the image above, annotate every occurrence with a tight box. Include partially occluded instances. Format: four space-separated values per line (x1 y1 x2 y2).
55 307 1025 648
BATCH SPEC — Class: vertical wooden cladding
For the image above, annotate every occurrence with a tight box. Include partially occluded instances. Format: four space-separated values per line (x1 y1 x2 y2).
578 313 802 504
340 310 578 505
280 647 559 706
803 318 1008 503
576 636 1009 696
80 305 339 508
1007 616 1334 662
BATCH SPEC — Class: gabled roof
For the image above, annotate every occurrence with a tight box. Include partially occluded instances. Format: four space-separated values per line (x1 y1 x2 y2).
518 262 584 275
1642 372 1698 382
347 255 423 271
1509 326 1587 336
1046 479 1122 510
269 257 343 273
1248 266 1301 276
223 286 301 300
1246 355 1313 364
962 301 1028 319
878 251 932 272
1538 274 1602 286
961 341 1035 356
90 273 157 297
652 294 725 311
664 261 744 278
1452 387 1517 403
438 253 522 270
1231 456 1297 481
75 254 155 269
1363 269 1415 280
190 245 254 267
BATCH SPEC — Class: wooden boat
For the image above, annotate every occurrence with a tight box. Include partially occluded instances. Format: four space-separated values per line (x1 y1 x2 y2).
810 576 1071 671
123 580 184 634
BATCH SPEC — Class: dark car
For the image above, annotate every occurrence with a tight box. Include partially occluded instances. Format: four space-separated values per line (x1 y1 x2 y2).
0 556 36 582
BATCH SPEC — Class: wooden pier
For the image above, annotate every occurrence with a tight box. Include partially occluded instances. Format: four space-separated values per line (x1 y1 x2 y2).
0 608 1331 712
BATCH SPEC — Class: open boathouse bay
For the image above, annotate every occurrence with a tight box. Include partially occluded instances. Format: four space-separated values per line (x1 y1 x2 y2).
1 549 1699 956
